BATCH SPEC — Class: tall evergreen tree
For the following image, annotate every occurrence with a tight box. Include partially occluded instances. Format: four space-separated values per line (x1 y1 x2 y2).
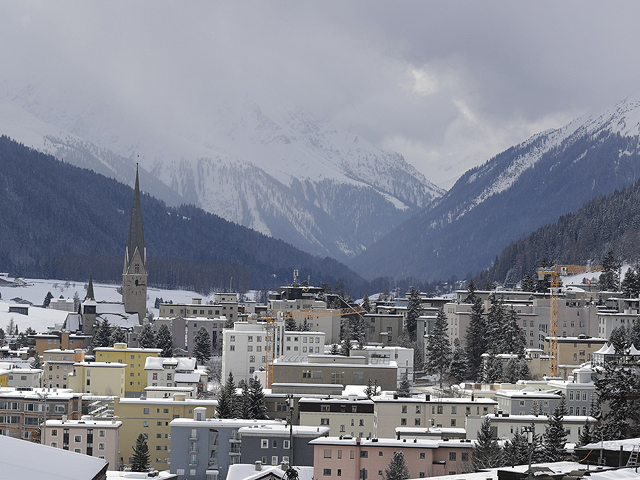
621 267 638 298
449 338 467 384
383 452 410 480
593 362 640 439
109 325 127 346
542 395 568 462
137 323 156 348
156 324 174 357
364 378 379 399
43 291 54 308
193 327 212 364
237 380 251 419
131 433 151 472
465 298 487 381
330 343 340 355
285 316 298 331
521 273 536 293
30 354 43 370
463 279 478 304
486 294 505 353
248 378 269 420
503 430 530 467
397 372 411 397
502 308 526 356
217 372 238 419
599 249 621 291
482 353 503 384
362 293 371 314
424 308 451 389
340 322 352 357
405 287 421 341
92 318 112 350
577 420 593 447
472 417 503 470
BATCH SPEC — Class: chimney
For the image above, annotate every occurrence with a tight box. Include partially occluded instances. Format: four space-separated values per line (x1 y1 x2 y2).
255 461 262 471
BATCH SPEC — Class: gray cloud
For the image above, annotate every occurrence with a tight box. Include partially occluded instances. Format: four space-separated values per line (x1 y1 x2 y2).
1 1 639 187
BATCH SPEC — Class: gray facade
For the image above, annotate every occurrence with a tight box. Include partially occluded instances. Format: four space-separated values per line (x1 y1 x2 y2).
155 317 225 356
170 411 287 480
239 425 329 468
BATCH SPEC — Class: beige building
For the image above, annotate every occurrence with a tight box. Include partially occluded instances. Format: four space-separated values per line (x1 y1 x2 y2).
272 354 398 391
373 394 497 438
363 314 404 345
94 343 161 397
68 361 126 396
43 349 84 388
544 335 607 379
44 418 121 470
114 394 217 471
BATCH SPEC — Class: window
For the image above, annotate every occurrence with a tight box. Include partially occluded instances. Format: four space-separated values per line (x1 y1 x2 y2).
98 443 105 450
143 421 149 427
323 469 331 476
337 469 341 476
143 408 149 415
74 435 82 442
320 418 330 425
360 451 368 458
401 405 407 413
437 406 443 414
98 430 105 437
51 429 58 437
416 405 421 414
451 419 456 427
451 406 457 414
462 452 469 461
415 418 421 426
359 419 364 426
449 452 457 461
321 405 330 412
401 418 407 425
420 452 425 459
261 439 269 448
324 449 332 458
283 440 290 450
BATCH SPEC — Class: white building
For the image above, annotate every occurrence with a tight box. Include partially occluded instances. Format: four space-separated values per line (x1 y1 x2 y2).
222 321 326 385
145 357 201 398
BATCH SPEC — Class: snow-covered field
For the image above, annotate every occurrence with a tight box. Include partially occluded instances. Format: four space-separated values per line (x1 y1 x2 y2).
0 277 208 334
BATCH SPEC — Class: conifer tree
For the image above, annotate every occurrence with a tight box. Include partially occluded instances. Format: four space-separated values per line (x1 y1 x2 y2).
330 343 340 355
521 273 536 293
502 308 526 356
463 279 478 304
237 380 251 419
248 378 269 420
285 316 298 331
486 294 505 353
600 250 621 291
109 325 127 346
503 430 529 467
340 322 351 357
543 395 568 461
482 353 503 384
397 372 411 397
593 362 640 440
472 417 503 470
465 298 487 380
449 338 467 384
383 451 410 480
156 324 174 357
193 327 212 364
621 267 638 298
137 323 156 348
424 308 451 389
405 287 421 341
43 291 54 308
217 372 238 419
577 420 593 447
362 293 371 314
364 378 379 399
30 354 43 370
131 433 151 472
503 358 520 384
92 318 112 350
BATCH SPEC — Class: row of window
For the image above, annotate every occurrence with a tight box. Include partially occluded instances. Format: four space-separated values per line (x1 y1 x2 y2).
51 429 107 437
0 402 66 413
260 439 290 449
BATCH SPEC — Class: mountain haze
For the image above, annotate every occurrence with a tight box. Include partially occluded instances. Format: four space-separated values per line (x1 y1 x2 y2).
349 98 640 282
0 86 443 262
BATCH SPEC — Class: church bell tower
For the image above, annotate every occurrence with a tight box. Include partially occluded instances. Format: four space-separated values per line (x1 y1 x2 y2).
122 165 148 323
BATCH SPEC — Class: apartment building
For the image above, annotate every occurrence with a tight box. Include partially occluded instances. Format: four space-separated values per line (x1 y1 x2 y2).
298 396 374 438
373 394 497 438
44 418 121 469
239 423 329 467
31 332 92 358
272 355 397 391
94 343 161 397
547 367 597 416
43 348 83 388
6 368 42 388
170 412 285 480
363 314 404 345
543 335 607 379
310 436 473 480
114 394 217 471
222 321 325 385
0 387 82 440
68 361 126 396
145 357 201 398
494 387 561 416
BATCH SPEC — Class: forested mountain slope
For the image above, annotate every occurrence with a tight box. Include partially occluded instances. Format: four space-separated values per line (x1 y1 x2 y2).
0 136 368 295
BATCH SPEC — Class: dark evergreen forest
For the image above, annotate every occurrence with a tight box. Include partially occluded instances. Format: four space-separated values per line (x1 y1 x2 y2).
0 136 369 295
480 175 640 285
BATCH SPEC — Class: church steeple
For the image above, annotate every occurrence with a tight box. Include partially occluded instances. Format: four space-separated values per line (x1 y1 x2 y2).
85 274 95 301
126 164 146 267
122 164 148 323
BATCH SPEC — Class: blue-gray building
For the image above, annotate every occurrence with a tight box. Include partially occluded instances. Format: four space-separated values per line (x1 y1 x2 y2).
238 424 329 468
170 409 288 480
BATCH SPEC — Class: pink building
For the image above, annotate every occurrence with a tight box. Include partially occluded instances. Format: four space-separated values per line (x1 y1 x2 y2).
44 417 121 470
310 436 474 480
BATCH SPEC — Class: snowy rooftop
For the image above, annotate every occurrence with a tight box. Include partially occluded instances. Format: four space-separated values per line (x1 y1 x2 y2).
582 437 640 452
0 433 107 480
310 436 474 449
238 424 330 436
227 464 314 480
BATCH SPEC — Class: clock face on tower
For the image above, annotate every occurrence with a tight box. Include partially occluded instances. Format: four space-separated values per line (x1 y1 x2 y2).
124 275 146 297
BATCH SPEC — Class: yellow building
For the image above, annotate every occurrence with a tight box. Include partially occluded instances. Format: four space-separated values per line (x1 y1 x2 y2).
94 343 161 397
114 394 217 471
68 362 127 396
0 371 8 387
544 336 608 379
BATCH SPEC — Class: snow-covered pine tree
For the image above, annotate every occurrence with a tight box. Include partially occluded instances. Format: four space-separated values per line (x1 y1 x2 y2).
465 297 487 381
449 338 467 384
424 307 451 389
131 433 151 472
193 327 212 364
156 324 174 357
503 430 529 467
472 417 503 470
383 451 410 480
405 287 421 341
248 378 269 420
137 323 156 348
110 325 127 346
542 395 568 462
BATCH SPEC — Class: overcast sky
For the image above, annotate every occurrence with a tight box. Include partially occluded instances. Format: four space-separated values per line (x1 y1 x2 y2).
2 1 640 188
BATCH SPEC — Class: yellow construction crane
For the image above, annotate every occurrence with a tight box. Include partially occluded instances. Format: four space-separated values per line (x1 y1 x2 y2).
264 305 366 388
536 264 602 377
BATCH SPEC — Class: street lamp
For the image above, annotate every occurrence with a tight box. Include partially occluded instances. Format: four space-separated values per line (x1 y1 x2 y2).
37 390 49 446
522 425 535 480
286 395 295 466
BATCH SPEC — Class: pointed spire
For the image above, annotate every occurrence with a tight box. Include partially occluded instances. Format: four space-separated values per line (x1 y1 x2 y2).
85 274 95 301
126 163 146 267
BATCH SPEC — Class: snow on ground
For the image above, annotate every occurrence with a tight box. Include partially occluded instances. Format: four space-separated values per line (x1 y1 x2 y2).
0 277 215 334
